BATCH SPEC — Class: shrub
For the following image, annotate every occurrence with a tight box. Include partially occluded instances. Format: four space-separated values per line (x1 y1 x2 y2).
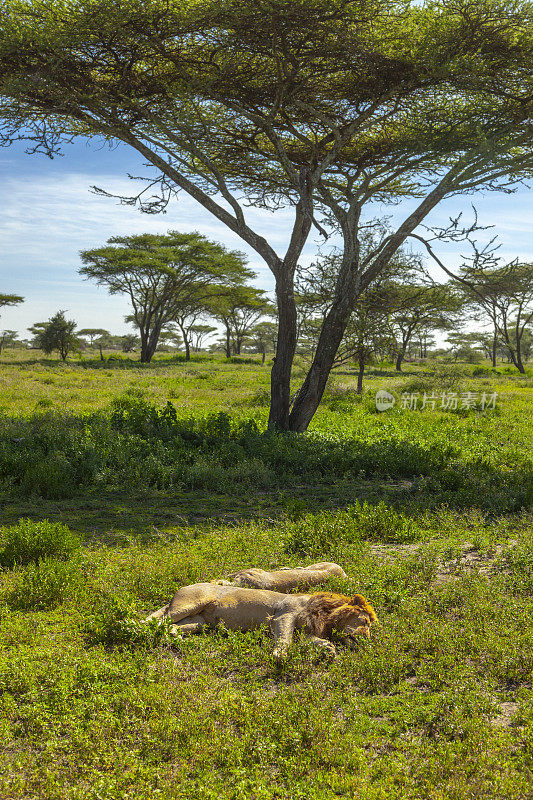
0 518 81 568
7 558 80 610
224 356 259 364
21 453 76 499
284 501 419 556
401 364 470 396
84 595 175 650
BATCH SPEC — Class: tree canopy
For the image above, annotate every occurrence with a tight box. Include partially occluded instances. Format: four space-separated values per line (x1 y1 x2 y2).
33 311 79 361
2 0 533 426
78 328 110 347
0 294 23 312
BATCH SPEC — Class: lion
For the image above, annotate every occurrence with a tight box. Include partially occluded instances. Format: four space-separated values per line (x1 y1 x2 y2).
225 561 347 590
146 584 377 659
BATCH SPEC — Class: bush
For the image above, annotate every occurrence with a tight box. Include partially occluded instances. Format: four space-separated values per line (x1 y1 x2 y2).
7 558 80 610
224 356 259 364
284 502 419 556
401 364 470 396
84 595 176 650
0 519 81 568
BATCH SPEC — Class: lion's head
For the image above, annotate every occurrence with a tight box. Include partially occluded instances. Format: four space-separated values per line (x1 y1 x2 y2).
302 592 377 639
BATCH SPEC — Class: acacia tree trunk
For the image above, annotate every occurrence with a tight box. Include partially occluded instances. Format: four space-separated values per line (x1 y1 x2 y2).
395 349 405 372
177 321 191 361
288 243 359 432
500 316 525 374
356 355 365 394
140 342 151 362
515 339 525 374
492 330 497 367
139 328 151 363
144 320 164 363
515 317 526 374
224 323 232 358
268 275 297 429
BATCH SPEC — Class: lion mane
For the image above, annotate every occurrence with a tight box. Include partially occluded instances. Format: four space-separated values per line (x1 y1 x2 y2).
302 592 378 637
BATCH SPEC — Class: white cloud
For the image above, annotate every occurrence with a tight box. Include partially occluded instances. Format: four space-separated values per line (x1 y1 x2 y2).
0 172 294 334
1 170 532 336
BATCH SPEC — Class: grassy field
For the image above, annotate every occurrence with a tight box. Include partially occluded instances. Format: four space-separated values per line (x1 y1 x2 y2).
1 350 532 799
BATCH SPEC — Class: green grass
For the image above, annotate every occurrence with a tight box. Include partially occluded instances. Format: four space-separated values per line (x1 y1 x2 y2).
0 351 532 798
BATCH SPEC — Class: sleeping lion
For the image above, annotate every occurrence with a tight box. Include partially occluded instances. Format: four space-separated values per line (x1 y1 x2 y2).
226 561 347 590
146 584 377 659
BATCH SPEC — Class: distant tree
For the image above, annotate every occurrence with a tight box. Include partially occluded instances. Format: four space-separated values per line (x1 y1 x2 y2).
78 328 110 348
0 329 19 354
159 325 182 352
189 324 217 352
246 322 278 364
120 334 139 353
446 332 484 363
388 284 463 371
208 287 271 358
338 289 396 393
93 331 115 361
447 260 533 372
33 311 79 361
80 232 252 363
464 332 496 363
173 309 203 361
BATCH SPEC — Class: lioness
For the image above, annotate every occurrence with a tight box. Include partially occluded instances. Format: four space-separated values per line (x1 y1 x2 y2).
146 585 377 659
228 561 346 590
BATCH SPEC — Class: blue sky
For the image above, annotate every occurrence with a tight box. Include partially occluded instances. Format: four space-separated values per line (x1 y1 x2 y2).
1 136 531 338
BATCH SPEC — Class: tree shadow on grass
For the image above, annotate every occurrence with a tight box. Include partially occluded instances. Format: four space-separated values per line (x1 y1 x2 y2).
1 463 530 547
0 406 530 543
0 354 263 370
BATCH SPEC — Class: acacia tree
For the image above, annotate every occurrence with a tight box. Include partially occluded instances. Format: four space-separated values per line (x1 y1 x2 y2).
0 329 19 354
93 331 113 360
80 231 251 363
2 0 533 428
338 290 396 393
189 324 217 352
33 311 79 361
246 321 278 364
0 293 23 316
78 328 110 348
446 331 484 362
389 284 463 371
456 262 533 373
172 306 204 361
208 286 270 357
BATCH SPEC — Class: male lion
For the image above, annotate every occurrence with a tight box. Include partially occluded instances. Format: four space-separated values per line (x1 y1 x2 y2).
146 585 377 659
